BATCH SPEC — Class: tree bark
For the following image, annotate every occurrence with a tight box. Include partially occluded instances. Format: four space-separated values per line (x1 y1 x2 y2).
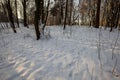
41 0 44 23
63 0 68 30
60 0 63 25
34 0 41 40
15 0 19 28
6 0 16 33
69 0 73 25
94 0 101 28
42 0 50 34
22 0 28 28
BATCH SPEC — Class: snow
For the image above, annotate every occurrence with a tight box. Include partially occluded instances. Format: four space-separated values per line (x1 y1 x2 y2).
0 25 120 80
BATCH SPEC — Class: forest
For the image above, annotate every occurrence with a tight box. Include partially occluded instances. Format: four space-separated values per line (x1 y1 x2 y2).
0 0 120 80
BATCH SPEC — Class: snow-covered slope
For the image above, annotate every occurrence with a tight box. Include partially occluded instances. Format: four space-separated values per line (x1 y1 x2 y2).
0 25 120 80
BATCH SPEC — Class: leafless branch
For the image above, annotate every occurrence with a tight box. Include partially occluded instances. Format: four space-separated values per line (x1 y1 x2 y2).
112 30 119 59
97 27 102 69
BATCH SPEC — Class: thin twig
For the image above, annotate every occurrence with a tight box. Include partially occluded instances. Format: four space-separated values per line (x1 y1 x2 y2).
112 57 120 77
98 27 102 69
91 67 94 80
112 30 119 59
112 58 117 74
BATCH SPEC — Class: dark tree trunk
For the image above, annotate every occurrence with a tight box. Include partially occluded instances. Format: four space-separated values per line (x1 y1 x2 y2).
34 11 40 40
69 0 73 25
41 0 44 23
94 0 101 28
15 0 19 28
22 0 28 28
60 0 63 25
6 0 16 33
63 0 68 30
34 0 41 40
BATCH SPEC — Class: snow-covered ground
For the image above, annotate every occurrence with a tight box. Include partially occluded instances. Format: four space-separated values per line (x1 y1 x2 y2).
0 25 120 80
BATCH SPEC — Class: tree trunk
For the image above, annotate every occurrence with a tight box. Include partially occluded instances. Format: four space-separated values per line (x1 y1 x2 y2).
94 0 101 28
63 0 68 30
42 0 50 34
41 0 44 23
22 0 28 28
60 0 63 25
15 0 19 28
6 0 16 33
34 11 40 40
34 0 41 40
69 0 73 25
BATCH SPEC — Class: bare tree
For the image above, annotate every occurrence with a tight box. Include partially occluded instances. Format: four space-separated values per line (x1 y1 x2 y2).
15 0 19 28
22 0 28 28
68 0 73 25
41 0 44 24
5 0 16 33
63 0 68 30
60 0 64 25
42 0 50 35
94 0 101 28
34 0 42 40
